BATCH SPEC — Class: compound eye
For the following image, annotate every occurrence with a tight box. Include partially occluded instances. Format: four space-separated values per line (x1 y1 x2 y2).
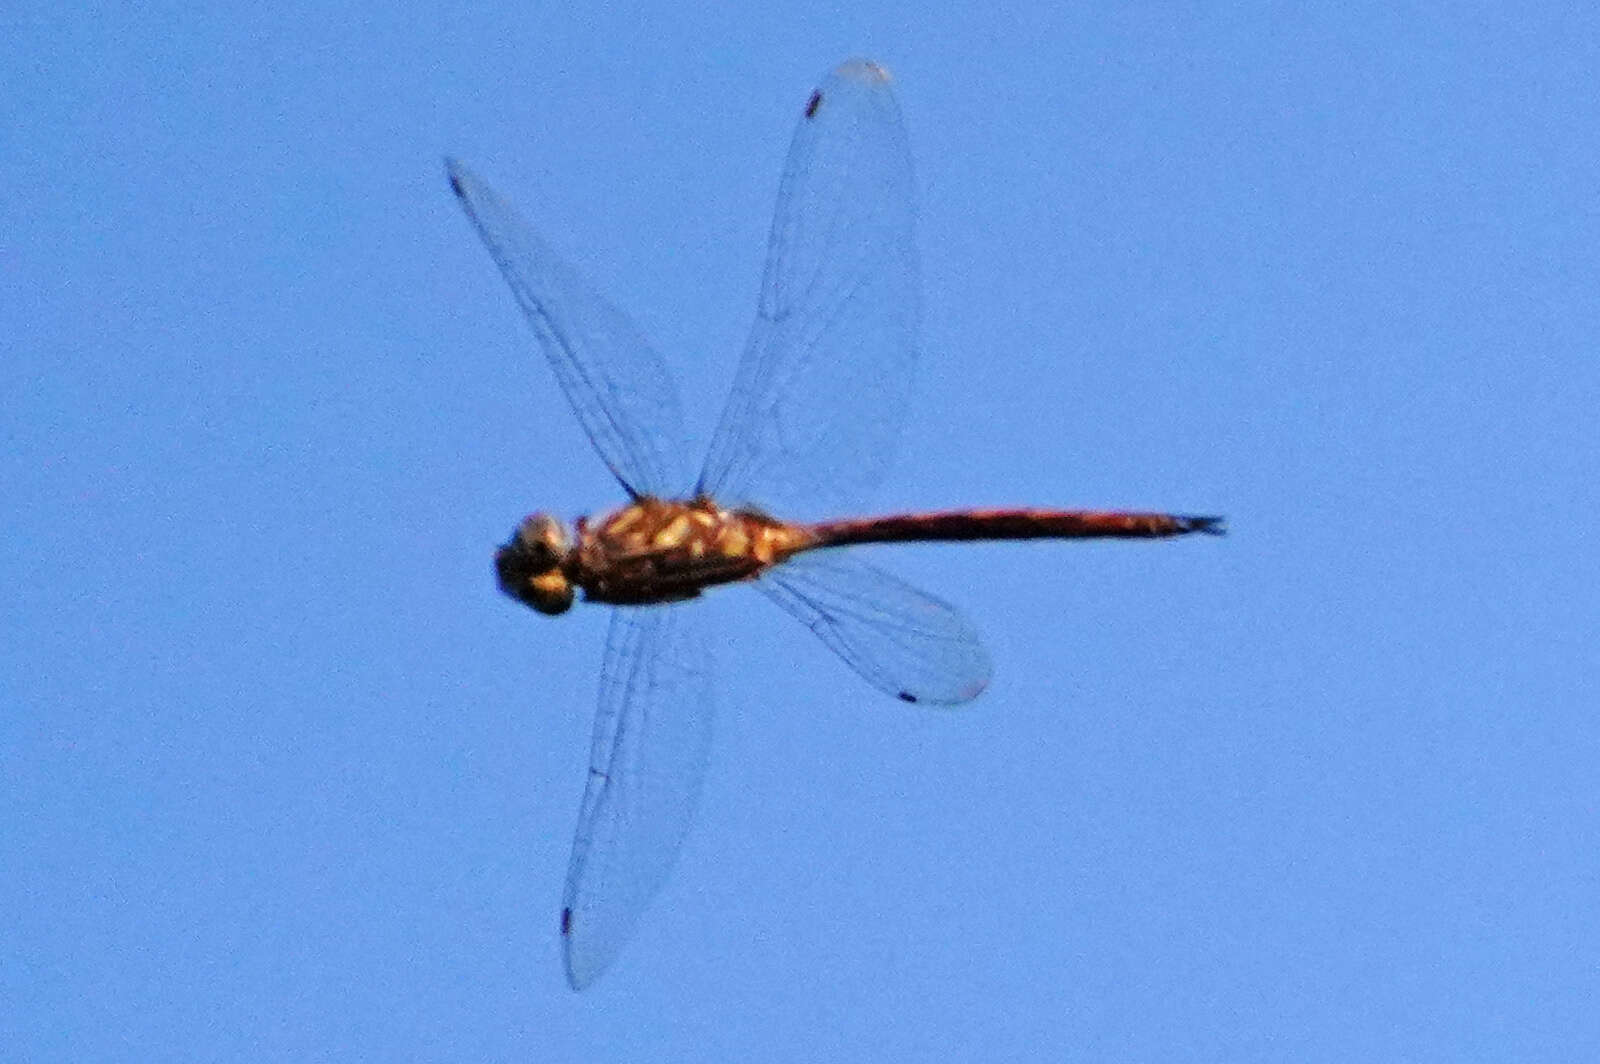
497 514 575 614
514 513 570 567
526 570 575 615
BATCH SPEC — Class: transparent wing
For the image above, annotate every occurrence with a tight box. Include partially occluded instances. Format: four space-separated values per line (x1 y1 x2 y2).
561 603 712 990
696 59 919 517
758 552 990 705
448 158 687 498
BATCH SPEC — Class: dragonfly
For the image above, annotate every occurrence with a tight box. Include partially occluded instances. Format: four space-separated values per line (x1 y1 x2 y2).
448 58 1223 989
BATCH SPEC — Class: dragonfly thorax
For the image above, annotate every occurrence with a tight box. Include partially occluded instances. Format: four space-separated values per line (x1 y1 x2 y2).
568 497 815 607
496 513 575 615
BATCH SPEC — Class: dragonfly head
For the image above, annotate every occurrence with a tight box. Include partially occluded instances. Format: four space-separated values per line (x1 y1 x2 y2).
495 513 574 615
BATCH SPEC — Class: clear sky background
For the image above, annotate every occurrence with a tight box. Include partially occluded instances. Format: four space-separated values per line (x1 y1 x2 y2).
7 3 1598 1060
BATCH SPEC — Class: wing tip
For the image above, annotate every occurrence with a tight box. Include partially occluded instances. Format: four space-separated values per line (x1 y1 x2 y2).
561 908 601 991
834 57 892 84
443 156 470 199
894 665 992 708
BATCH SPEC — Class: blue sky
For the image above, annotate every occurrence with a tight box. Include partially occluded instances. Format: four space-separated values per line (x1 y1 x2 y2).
7 3 1598 1060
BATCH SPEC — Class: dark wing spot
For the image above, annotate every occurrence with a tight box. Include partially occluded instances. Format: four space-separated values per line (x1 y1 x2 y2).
448 173 464 198
560 907 573 935
804 91 822 119
898 691 918 703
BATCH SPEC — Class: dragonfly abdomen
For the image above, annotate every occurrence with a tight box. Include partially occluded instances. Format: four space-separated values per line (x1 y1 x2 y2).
805 508 1225 549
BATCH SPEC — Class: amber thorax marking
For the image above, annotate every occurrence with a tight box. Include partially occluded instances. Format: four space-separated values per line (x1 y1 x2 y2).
495 498 815 615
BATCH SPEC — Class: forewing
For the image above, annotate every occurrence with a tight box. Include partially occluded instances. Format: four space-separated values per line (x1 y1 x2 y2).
758 552 991 706
448 158 687 498
561 604 712 989
696 59 919 516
